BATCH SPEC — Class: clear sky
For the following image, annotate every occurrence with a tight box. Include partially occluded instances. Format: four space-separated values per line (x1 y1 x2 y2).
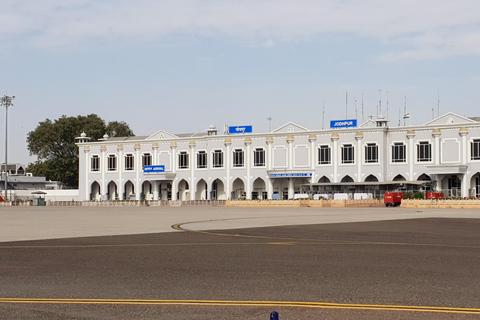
1 0 480 165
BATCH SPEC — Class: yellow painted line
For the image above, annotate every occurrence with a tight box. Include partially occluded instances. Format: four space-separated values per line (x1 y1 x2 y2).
0 298 479 315
268 242 296 245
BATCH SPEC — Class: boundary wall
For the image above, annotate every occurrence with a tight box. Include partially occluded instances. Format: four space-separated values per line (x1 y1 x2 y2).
401 199 480 209
3 199 480 209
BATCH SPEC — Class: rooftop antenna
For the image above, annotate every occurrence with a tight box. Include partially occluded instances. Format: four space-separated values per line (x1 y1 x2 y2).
379 89 382 116
345 92 348 119
361 93 364 123
398 108 401 126
437 89 440 118
355 99 358 121
403 95 407 126
322 101 325 130
386 91 389 120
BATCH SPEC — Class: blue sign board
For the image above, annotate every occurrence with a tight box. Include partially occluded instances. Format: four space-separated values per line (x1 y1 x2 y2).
143 165 165 173
330 119 357 129
228 125 253 134
269 173 312 178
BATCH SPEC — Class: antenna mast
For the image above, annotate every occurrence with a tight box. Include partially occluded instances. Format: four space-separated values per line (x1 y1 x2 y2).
437 89 440 118
345 92 348 119
361 93 364 123
379 89 382 115
386 91 389 120
355 99 358 120
403 96 407 126
322 101 325 130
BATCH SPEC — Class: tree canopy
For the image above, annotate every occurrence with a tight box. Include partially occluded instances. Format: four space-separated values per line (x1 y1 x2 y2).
27 114 134 188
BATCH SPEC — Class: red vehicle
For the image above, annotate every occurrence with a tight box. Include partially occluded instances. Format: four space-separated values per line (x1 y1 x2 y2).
384 192 404 207
426 192 445 199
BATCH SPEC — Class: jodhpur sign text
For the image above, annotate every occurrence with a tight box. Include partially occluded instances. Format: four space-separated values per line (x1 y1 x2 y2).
330 119 357 128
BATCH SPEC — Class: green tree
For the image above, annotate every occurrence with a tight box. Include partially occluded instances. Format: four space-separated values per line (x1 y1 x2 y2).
27 114 134 188
106 121 134 137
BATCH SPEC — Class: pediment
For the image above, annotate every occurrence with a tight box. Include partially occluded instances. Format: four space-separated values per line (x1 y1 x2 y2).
423 112 476 126
145 129 178 140
359 119 377 128
272 122 309 133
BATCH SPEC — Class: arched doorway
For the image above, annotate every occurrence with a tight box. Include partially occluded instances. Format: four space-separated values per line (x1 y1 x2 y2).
232 178 245 200
196 179 208 200
178 179 190 201
124 180 135 200
393 174 406 181
252 178 267 200
90 181 101 201
318 176 330 183
365 174 378 182
341 175 354 183
211 178 226 200
142 181 152 200
471 173 480 198
107 181 117 201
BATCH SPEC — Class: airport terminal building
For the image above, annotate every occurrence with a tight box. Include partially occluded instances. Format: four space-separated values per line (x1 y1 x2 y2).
76 112 480 201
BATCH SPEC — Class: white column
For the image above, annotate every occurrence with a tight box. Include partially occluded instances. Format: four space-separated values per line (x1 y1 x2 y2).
171 180 177 201
460 128 468 165
189 141 196 201
407 131 415 180
84 147 90 201
117 145 124 200
355 133 364 182
100 145 106 199
288 178 294 199
266 137 274 199
331 134 339 183
152 143 159 200
459 128 469 197
267 179 273 200
432 130 441 165
309 134 317 170
225 139 232 199
287 135 294 170
134 144 141 200
245 138 252 200
170 142 178 200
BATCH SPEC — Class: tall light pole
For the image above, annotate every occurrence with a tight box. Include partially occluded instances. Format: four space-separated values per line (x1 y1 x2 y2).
1 95 14 201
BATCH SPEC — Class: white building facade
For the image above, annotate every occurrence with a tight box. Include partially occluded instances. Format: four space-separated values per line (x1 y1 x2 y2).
76 113 480 201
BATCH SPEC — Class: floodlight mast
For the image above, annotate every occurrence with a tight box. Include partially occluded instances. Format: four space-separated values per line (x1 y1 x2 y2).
1 95 15 201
